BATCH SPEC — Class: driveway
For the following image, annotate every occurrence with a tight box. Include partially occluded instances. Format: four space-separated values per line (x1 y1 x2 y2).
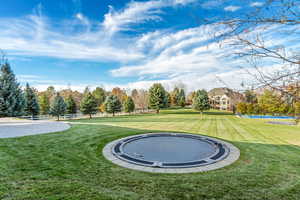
0 118 71 138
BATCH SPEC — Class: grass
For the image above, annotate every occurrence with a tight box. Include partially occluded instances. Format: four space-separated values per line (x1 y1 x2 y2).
0 108 300 200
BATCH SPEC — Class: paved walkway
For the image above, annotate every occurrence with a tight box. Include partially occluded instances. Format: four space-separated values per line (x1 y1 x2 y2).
0 118 71 138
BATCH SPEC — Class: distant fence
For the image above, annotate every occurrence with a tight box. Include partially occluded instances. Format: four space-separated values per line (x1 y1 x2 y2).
18 109 155 121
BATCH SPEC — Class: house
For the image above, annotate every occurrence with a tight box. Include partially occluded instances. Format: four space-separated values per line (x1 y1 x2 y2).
208 88 244 111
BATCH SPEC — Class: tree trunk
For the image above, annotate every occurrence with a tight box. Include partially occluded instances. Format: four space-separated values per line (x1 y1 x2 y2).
89 114 92 119
57 115 60 121
113 112 115 117
156 109 159 114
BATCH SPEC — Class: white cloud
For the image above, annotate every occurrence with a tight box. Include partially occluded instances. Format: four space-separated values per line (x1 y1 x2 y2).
201 0 223 9
250 2 263 7
102 0 196 35
224 6 241 12
111 24 234 78
0 13 143 62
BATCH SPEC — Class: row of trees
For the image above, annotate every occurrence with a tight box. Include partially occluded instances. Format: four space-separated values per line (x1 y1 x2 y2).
237 89 300 116
1 61 213 119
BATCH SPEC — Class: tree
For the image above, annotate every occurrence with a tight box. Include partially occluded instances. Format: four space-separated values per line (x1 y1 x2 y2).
132 89 149 112
245 90 257 104
170 87 180 106
123 96 135 113
237 102 248 115
50 93 66 121
164 92 171 108
45 86 56 100
39 93 50 115
0 62 24 117
294 102 300 124
215 0 300 101
192 90 210 116
65 95 77 114
148 83 167 114
258 90 282 115
104 95 122 116
99 103 106 113
80 92 98 119
92 87 106 106
187 91 196 105
24 83 39 118
111 87 127 103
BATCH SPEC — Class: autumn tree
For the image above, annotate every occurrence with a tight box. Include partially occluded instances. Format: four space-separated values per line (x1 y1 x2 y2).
237 102 248 115
258 90 282 115
111 87 127 103
132 89 149 112
39 93 50 115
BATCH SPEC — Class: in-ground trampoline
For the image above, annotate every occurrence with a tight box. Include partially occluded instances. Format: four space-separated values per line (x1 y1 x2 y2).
103 133 240 173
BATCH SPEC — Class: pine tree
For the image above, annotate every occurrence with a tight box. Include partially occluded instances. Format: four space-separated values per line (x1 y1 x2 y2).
65 95 77 114
148 83 167 114
178 89 185 107
50 93 66 121
104 95 122 116
80 92 98 119
192 90 210 116
178 96 185 107
24 83 39 118
164 92 171 108
0 63 24 117
123 97 135 113
39 93 50 115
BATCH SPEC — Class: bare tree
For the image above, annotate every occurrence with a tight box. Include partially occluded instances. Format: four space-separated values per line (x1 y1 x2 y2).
215 0 300 101
132 89 149 112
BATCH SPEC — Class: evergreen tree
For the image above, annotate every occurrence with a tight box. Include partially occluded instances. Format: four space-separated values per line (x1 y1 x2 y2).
92 87 106 106
104 95 122 116
0 63 24 117
123 96 135 113
178 96 186 107
178 89 185 107
192 90 210 116
165 92 171 108
65 95 77 114
24 83 39 118
50 93 66 121
39 93 50 115
148 83 167 114
80 92 98 118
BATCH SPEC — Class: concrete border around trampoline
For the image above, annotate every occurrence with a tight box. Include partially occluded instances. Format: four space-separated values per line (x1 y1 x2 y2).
103 133 240 173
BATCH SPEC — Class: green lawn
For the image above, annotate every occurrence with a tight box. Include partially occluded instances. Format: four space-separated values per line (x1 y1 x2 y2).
1 109 300 200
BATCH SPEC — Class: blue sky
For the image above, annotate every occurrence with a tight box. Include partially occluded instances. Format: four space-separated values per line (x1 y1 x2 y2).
1 0 299 92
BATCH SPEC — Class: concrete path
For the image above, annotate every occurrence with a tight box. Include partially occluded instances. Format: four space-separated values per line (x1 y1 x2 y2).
0 118 71 138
